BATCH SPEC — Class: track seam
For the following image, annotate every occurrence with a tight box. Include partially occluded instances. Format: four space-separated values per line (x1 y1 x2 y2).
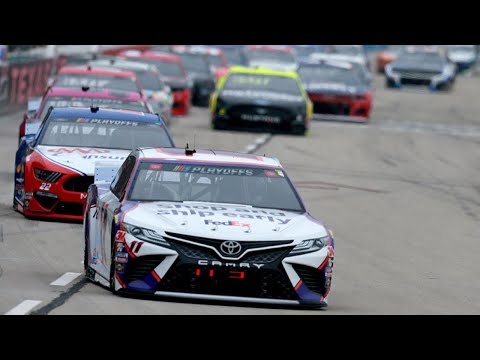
30 278 87 315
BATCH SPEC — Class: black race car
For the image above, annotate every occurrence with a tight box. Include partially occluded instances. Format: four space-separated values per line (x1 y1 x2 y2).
210 66 312 135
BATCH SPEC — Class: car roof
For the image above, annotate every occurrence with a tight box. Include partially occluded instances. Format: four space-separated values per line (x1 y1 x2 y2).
136 51 182 62
48 107 162 123
89 58 159 73
247 45 294 53
228 66 299 79
58 66 136 78
299 58 353 70
138 148 282 168
46 87 144 100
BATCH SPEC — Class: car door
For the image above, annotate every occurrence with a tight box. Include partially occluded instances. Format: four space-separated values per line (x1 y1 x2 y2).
99 155 138 274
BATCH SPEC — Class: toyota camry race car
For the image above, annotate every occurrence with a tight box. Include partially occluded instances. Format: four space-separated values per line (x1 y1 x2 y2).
14 107 174 221
84 147 335 307
210 66 312 135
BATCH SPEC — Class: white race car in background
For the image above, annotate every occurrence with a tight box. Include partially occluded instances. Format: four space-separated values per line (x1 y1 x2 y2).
84 147 335 307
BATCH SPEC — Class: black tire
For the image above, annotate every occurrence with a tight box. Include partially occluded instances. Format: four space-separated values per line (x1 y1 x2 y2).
292 125 307 136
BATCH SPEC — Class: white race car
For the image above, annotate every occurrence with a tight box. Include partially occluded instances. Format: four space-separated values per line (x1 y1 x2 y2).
84 147 335 307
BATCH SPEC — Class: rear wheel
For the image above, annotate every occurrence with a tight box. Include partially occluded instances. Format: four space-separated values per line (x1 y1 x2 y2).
292 125 307 136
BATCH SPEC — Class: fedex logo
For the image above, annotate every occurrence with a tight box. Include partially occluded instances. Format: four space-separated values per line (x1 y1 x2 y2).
204 220 250 228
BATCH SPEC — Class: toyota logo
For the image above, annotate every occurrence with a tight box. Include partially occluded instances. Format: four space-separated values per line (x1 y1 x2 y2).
220 241 242 256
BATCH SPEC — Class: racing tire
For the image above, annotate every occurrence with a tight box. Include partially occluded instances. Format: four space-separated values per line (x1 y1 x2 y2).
291 125 307 136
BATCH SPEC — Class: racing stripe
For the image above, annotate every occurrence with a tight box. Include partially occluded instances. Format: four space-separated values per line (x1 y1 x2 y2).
318 257 329 270
35 149 86 176
151 271 161 282
294 280 303 291
115 273 126 288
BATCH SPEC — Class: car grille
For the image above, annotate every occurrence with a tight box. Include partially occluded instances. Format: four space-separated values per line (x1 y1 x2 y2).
164 232 293 259
63 176 94 193
228 105 295 125
123 255 166 283
400 78 431 86
242 248 292 263
33 192 58 210
395 69 440 79
313 102 351 115
171 240 218 261
157 262 298 300
292 264 325 295
54 202 84 216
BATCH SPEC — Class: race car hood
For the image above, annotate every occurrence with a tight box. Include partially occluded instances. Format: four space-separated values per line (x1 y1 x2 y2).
123 201 328 241
220 89 306 105
248 60 298 72
304 82 369 96
391 60 444 73
36 145 130 176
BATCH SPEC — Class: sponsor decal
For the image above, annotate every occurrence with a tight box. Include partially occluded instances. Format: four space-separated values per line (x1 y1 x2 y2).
15 184 23 190
198 260 265 269
115 230 127 242
328 257 334 267
76 118 139 127
115 253 128 263
48 148 111 155
25 192 33 199
149 163 163 171
115 242 125 252
24 199 30 208
275 169 284 177
325 277 332 288
115 263 125 273
81 155 127 160
156 204 292 225
80 193 88 200
205 220 250 228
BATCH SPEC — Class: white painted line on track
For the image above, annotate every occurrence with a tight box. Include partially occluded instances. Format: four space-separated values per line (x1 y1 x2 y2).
5 300 42 315
50 272 82 287
245 144 257 153
244 134 272 154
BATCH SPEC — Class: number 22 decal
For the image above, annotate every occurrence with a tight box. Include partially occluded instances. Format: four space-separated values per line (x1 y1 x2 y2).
39 183 51 191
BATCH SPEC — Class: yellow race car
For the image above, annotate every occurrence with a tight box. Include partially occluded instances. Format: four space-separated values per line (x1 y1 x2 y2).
210 66 312 135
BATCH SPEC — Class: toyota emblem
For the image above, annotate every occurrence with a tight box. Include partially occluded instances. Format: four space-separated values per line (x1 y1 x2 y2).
220 241 242 256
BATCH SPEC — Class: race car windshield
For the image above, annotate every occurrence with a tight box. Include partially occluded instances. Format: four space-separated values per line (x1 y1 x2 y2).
131 58 184 78
295 46 324 58
207 54 224 67
396 52 444 65
223 48 247 66
39 96 149 120
179 53 210 74
38 117 173 150
298 66 362 86
331 45 363 56
55 74 139 92
128 163 305 212
223 74 302 95
247 50 296 64
136 71 163 91
447 45 475 53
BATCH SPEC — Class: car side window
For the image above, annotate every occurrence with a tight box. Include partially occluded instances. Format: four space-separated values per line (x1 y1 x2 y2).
111 155 137 200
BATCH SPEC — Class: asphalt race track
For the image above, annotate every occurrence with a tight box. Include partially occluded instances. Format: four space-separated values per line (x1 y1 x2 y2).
1 73 480 315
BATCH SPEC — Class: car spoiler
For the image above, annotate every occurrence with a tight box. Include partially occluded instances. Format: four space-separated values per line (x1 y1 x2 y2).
94 161 124 184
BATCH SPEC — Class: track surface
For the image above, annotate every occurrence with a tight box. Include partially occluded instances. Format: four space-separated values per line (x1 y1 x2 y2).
1 73 480 315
